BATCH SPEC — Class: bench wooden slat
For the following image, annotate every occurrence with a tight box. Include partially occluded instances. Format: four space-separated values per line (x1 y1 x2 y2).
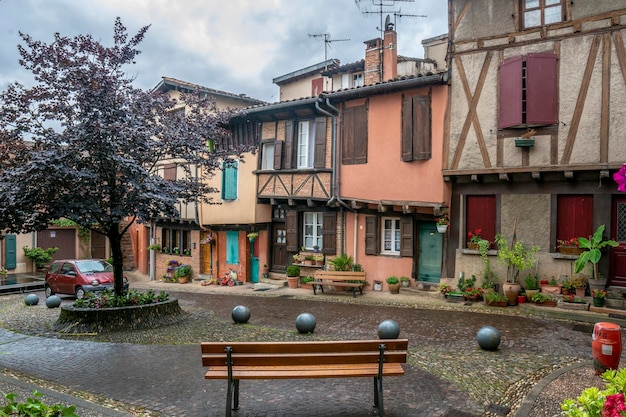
202 351 407 367
201 339 408 354
204 363 405 379
314 270 366 281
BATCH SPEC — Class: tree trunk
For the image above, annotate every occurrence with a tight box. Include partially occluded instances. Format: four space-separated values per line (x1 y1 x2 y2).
108 226 125 296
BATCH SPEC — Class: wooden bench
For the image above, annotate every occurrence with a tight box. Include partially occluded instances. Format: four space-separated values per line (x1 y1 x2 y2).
201 339 408 417
313 270 367 297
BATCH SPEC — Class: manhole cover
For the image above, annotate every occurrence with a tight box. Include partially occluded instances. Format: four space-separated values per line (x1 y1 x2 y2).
486 404 510 416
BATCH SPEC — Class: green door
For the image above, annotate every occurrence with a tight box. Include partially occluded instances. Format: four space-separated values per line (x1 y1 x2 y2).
418 222 443 283
250 239 259 283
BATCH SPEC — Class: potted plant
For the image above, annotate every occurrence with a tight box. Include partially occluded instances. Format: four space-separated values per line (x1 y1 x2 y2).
446 289 465 302
386 276 400 294
531 292 557 307
484 291 508 307
592 289 607 307
524 273 540 301
436 214 449 233
464 287 482 302
571 274 587 297
557 237 583 255
148 243 161 251
541 277 562 294
173 247 180 254
300 276 315 289
260 263 270 277
477 238 499 292
495 233 539 306
574 225 618 291
247 232 258 242
183 248 191 256
174 264 192 284
292 253 301 264
467 229 483 250
286 265 300 289
517 288 526 304
438 283 452 296
400 276 411 288
560 277 572 295
304 254 315 266
327 254 353 271
313 254 324 266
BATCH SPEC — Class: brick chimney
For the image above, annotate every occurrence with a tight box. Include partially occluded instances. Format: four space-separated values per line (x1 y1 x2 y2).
364 38 382 85
363 19 398 85
382 25 398 81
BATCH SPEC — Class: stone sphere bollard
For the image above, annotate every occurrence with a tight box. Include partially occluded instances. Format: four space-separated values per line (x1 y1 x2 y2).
476 326 501 351
46 295 62 308
231 305 251 324
295 312 316 334
24 294 40 306
377 319 400 339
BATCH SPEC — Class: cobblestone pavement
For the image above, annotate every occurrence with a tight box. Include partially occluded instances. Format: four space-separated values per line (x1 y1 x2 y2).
0 277 624 417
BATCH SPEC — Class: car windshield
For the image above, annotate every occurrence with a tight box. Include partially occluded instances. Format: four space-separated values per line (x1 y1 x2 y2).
76 260 112 273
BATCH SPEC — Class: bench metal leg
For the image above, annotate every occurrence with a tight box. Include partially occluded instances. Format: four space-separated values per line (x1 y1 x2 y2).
233 379 240 410
373 376 384 417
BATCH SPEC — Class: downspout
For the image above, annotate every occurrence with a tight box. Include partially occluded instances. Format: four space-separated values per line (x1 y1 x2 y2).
315 98 352 255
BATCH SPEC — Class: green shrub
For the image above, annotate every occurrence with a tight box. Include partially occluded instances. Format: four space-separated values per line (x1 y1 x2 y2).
286 265 300 277
175 264 192 279
328 254 353 271
22 246 58 268
1 390 78 416
561 368 626 416
386 276 399 285
73 289 169 308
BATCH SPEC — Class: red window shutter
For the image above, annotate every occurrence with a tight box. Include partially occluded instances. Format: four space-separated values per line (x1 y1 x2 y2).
466 195 496 244
557 195 593 242
322 212 337 254
498 56 523 129
285 210 298 252
400 217 413 257
365 215 379 255
314 117 327 169
163 163 176 181
312 77 323 96
526 53 558 126
283 120 293 169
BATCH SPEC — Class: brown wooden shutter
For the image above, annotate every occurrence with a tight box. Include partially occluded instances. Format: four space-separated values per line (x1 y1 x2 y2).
498 56 523 129
322 212 337 254
354 104 368 164
526 53 558 126
365 215 379 255
273 141 283 169
399 216 413 257
283 120 293 169
401 96 413 161
412 96 431 160
466 195 496 244
285 210 298 252
314 117 327 169
342 106 356 165
312 77 323 96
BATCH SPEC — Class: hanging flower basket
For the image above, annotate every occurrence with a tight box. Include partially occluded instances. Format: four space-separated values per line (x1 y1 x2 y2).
436 224 448 233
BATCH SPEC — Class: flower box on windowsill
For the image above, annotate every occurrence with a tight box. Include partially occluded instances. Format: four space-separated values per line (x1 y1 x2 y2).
515 138 535 148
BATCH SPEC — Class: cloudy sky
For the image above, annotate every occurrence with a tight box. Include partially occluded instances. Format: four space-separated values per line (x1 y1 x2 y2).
0 0 448 103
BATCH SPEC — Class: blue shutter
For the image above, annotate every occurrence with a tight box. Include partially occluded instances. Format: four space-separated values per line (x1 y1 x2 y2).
222 160 238 200
226 231 239 264
5 235 16 269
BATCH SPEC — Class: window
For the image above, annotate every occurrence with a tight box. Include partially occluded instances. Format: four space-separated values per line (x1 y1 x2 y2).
161 227 193 255
163 163 177 181
222 159 238 200
303 212 323 250
353 73 364 87
498 53 557 129
522 0 564 29
401 95 431 161
342 103 368 165
261 142 275 170
466 195 496 247
297 121 315 168
381 217 401 255
556 195 593 248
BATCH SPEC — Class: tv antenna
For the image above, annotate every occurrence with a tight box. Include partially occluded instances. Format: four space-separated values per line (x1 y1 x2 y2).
354 0 426 40
308 33 350 61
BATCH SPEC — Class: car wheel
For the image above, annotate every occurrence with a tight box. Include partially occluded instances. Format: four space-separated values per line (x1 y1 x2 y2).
45 285 54 298
75 287 86 299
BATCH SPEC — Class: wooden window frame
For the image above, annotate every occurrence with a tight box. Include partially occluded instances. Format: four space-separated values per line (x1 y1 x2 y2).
365 215 412 257
303 212 323 251
521 0 566 30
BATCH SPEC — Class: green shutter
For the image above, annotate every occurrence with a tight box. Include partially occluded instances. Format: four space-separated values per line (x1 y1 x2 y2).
4 235 16 269
222 160 238 200
226 231 239 264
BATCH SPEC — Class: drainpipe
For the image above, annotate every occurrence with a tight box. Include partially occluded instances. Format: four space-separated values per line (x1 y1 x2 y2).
149 223 156 281
315 98 352 255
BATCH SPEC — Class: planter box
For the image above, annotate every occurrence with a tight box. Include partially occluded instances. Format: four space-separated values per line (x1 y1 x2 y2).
485 300 507 307
558 301 590 311
535 300 557 307
541 285 562 295
446 294 465 303
515 138 535 147
558 246 584 255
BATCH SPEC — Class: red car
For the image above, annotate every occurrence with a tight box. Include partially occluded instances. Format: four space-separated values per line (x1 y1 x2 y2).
44 259 129 299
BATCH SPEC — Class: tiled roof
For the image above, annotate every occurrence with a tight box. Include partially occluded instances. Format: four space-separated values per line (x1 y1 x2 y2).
152 77 266 105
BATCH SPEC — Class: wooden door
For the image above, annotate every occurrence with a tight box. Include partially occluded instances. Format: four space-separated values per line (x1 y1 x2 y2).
271 223 287 272
418 222 443 282
610 197 626 287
